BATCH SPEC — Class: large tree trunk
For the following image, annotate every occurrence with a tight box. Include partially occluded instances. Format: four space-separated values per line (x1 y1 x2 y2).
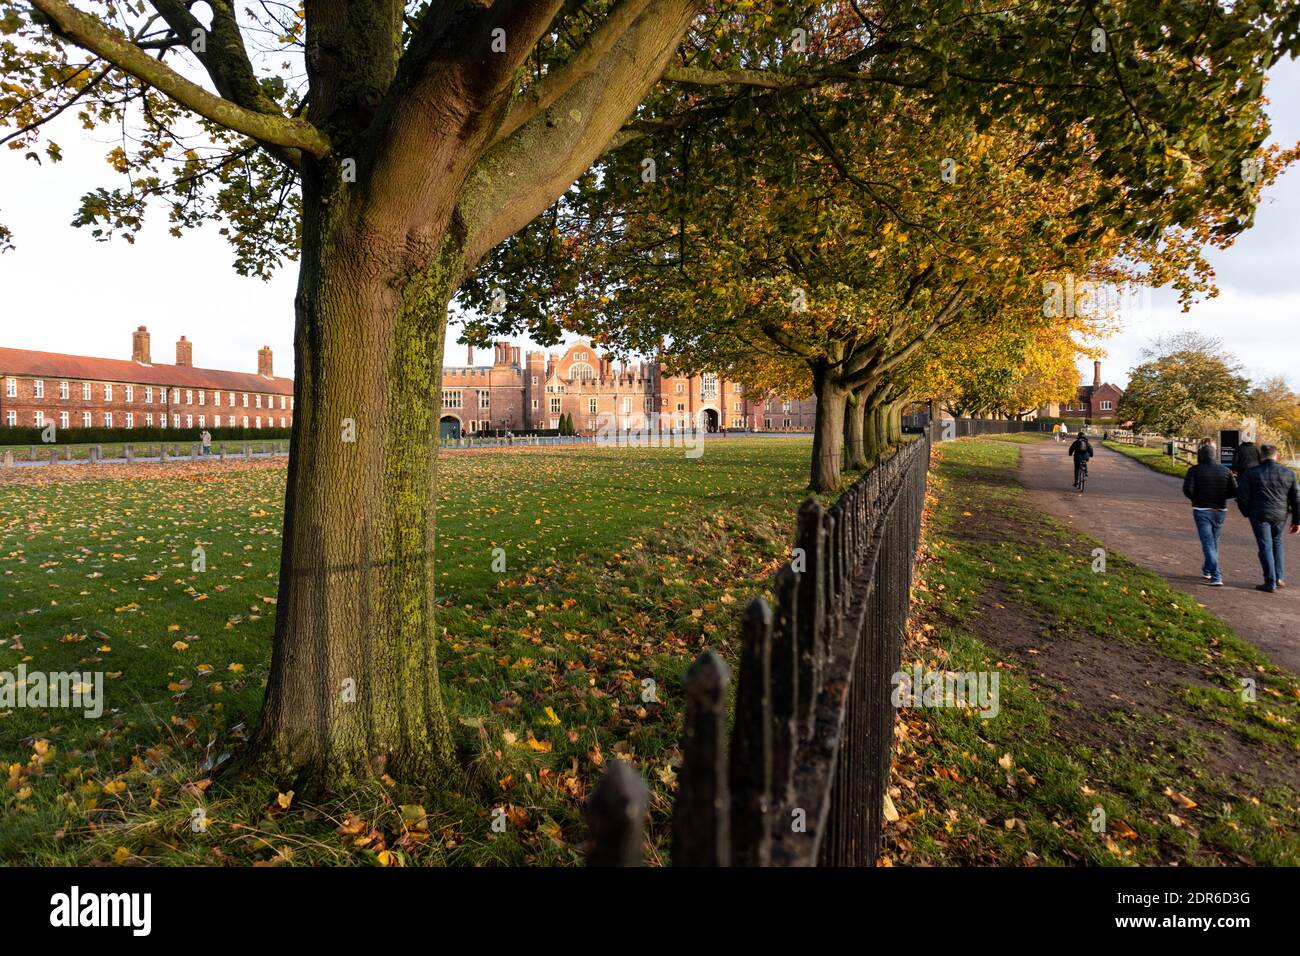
810 362 848 493
248 175 461 790
844 389 868 472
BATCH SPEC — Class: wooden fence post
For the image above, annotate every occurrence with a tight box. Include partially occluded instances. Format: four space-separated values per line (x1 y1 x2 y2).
769 564 800 802
731 598 773 866
672 650 731 866
585 761 649 866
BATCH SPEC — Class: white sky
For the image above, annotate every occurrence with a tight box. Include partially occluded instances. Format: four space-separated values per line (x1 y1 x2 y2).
0 58 1296 389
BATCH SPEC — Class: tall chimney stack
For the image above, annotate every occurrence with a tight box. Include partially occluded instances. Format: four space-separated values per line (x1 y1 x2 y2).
258 345 273 378
132 326 151 364
467 345 474 366
1093 360 1102 388
176 335 193 367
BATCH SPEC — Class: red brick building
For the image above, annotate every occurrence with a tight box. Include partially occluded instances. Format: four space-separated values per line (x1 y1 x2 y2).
0 327 294 433
438 338 817 438
1039 360 1125 421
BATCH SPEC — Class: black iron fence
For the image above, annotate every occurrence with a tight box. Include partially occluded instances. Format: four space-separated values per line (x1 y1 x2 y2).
584 435 931 865
928 418 1055 441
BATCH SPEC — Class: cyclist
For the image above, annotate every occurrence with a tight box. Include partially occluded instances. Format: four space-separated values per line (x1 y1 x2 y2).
1068 431 1094 489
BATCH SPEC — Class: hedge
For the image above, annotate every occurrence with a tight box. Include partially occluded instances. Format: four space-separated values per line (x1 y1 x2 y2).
0 425 291 446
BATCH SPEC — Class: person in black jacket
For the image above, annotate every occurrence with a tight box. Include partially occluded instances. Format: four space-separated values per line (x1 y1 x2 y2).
1237 444 1300 593
1067 432 1093 489
1233 440 1261 479
1183 444 1237 586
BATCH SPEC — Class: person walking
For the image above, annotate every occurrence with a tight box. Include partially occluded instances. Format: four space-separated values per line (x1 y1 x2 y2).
1233 439 1260 479
1183 444 1236 586
200 428 212 456
1236 444 1300 593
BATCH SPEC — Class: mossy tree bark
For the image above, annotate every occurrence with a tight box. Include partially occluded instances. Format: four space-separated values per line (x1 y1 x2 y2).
810 361 850 493
844 388 869 472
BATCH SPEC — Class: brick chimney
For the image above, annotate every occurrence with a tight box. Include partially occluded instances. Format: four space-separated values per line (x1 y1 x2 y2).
258 345 273 378
467 345 474 366
1093 360 1102 388
132 325 151 364
176 335 192 367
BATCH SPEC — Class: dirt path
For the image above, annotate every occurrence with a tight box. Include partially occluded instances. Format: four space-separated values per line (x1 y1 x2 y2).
1018 439 1300 675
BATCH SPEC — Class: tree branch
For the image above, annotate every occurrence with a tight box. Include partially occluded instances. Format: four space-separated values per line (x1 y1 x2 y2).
29 0 331 157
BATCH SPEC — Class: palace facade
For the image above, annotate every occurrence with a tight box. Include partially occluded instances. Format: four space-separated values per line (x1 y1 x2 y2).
438 339 818 438
0 327 294 432
0 328 817 439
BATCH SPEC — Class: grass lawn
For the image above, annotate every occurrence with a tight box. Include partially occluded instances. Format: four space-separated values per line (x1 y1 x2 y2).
885 438 1300 865
1 438 815 866
1103 440 1190 477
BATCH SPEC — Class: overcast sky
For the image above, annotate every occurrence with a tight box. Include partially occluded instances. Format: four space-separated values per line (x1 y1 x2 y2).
1 58 1295 389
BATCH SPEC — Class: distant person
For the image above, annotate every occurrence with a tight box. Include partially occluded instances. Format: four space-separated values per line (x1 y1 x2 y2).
1183 444 1236 586
200 429 212 455
1237 444 1300 593
1233 440 1260 480
1068 431 1093 489
1052 422 1062 443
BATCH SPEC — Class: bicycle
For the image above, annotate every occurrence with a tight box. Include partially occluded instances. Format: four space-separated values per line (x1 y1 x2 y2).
1073 459 1088 492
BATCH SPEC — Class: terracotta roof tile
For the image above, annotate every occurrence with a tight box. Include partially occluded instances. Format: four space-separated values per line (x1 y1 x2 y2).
0 347 293 395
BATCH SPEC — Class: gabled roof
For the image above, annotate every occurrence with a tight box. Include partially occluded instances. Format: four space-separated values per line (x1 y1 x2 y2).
0 347 293 395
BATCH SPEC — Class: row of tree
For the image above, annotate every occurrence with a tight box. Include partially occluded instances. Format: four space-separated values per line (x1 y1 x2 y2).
1120 332 1299 448
4 0 1298 789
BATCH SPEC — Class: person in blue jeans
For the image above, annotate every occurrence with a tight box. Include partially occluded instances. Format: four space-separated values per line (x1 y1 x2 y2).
1237 444 1300 593
1182 444 1235 586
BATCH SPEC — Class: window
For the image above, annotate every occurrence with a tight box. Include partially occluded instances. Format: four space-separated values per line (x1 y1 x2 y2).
125 385 133 403
59 412 69 429
186 414 193 428
145 413 153 427
280 396 286 409
701 373 718 400
125 413 134 429
242 393 249 407
782 400 792 414
589 398 598 414
59 381 69 399
675 382 684 394
82 382 91 401
172 388 180 404
622 397 631 414
228 392 235 406
783 418 792 428
255 416 262 429
185 389 193 405
4 378 14 398
531 376 538 385
442 390 463 409
104 383 112 401
104 412 113 428
213 391 220 407
255 394 262 408
172 414 180 428
280 417 286 427
550 397 561 414
1101 400 1113 411
242 415 249 428
198 390 204 406
82 412 91 428
676 402 685 412
570 362 594 380
4 411 14 426
145 386 153 404
34 410 45 427
198 415 205 429
33 380 44 399
531 399 539 410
